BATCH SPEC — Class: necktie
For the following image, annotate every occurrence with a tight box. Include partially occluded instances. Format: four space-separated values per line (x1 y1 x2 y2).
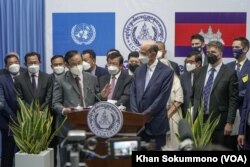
203 68 215 114
75 76 84 107
236 63 241 78
108 76 116 100
31 74 36 90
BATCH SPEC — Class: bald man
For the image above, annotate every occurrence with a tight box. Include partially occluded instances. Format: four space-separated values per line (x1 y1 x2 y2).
130 40 174 150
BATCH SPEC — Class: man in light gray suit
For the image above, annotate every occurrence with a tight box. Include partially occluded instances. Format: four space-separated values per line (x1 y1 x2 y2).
52 50 99 167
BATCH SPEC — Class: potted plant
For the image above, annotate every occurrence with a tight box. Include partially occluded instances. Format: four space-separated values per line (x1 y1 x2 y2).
9 98 66 167
184 105 221 148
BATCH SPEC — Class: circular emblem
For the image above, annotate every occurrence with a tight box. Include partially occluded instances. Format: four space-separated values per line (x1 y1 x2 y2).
71 23 96 45
87 102 123 138
123 12 167 51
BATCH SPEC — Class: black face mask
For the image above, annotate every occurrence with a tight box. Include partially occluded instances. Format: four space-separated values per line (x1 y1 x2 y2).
128 63 139 73
207 53 218 65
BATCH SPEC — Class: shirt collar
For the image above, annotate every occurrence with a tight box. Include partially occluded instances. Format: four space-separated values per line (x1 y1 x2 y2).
147 58 158 71
29 72 39 77
207 61 223 72
236 57 247 67
111 69 121 79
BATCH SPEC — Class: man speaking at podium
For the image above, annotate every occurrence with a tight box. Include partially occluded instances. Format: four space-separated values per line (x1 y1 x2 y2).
130 40 174 150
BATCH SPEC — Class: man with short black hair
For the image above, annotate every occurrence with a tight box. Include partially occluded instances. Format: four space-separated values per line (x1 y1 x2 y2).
127 51 140 76
191 34 207 66
82 49 108 79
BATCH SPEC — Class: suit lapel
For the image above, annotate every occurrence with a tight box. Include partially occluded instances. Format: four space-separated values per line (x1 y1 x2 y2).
240 59 250 76
82 72 88 100
143 63 161 94
113 72 125 99
211 64 226 92
137 65 147 100
35 72 43 97
24 72 35 97
67 72 80 95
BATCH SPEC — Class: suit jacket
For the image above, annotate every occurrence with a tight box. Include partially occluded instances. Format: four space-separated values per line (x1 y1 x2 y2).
14 71 52 110
227 59 250 98
0 73 19 129
52 70 99 137
99 71 133 110
0 67 26 76
238 80 250 135
180 71 193 115
192 64 239 130
169 61 180 76
130 61 174 135
95 65 109 79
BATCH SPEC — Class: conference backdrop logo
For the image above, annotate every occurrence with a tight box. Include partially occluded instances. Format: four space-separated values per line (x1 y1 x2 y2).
71 23 96 45
123 12 167 51
175 12 246 58
53 13 115 55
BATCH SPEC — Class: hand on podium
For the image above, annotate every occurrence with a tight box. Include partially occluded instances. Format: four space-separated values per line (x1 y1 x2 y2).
143 112 152 123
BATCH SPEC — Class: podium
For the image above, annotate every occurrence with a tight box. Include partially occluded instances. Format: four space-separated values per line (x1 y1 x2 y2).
67 110 146 167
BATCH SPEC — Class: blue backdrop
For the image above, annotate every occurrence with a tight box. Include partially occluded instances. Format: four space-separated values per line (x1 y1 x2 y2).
0 0 45 71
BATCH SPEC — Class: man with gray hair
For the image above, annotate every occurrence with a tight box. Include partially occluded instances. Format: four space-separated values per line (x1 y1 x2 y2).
130 40 174 150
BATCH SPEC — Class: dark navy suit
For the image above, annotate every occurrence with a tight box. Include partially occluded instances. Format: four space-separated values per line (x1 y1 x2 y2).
130 60 173 150
0 73 19 167
94 65 109 79
227 59 250 150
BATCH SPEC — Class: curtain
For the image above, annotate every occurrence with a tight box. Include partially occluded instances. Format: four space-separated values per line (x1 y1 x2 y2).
0 0 45 71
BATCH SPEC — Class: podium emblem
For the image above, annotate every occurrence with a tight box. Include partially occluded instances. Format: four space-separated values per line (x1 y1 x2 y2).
87 102 123 138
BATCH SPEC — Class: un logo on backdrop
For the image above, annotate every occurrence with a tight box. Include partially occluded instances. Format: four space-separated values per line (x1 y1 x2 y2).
123 12 167 51
71 23 96 45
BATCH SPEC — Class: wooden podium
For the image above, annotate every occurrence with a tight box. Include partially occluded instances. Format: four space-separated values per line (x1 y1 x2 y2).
67 110 146 167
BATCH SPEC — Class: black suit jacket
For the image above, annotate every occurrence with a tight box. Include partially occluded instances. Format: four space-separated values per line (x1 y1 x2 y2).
192 64 239 130
95 65 109 79
180 71 193 115
99 71 133 110
169 60 180 76
14 71 52 110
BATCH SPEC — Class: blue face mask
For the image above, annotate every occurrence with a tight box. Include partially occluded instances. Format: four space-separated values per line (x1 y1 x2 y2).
233 48 244 59
192 46 202 52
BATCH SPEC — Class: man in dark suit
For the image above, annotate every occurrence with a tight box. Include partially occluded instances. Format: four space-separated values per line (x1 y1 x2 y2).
238 77 250 150
0 52 26 76
52 50 99 167
192 41 239 149
130 40 174 150
14 52 52 110
227 37 250 150
156 41 180 76
180 51 202 116
82 49 109 79
0 52 24 167
99 52 133 110
191 34 208 66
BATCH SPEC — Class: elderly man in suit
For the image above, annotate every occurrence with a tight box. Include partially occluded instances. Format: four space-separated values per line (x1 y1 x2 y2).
0 52 24 167
130 40 174 150
180 51 202 116
99 51 133 110
192 41 239 149
82 49 109 79
14 52 52 110
52 50 99 167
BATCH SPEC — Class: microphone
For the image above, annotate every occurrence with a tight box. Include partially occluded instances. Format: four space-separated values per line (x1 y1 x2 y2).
178 119 194 151
87 86 101 102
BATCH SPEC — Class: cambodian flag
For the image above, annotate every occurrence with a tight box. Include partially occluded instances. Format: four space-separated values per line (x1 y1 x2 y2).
53 13 115 56
175 12 246 58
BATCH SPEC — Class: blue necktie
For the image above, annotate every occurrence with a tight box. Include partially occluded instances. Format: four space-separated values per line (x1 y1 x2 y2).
203 68 215 114
236 63 241 78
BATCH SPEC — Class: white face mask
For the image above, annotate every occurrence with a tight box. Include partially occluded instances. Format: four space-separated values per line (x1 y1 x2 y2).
70 64 83 76
8 64 20 74
82 61 91 71
53 66 65 75
156 51 163 59
186 63 196 72
108 65 119 76
28 64 39 74
139 53 149 64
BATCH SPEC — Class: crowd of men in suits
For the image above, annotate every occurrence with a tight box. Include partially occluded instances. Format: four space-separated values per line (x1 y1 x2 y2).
1 35 250 167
